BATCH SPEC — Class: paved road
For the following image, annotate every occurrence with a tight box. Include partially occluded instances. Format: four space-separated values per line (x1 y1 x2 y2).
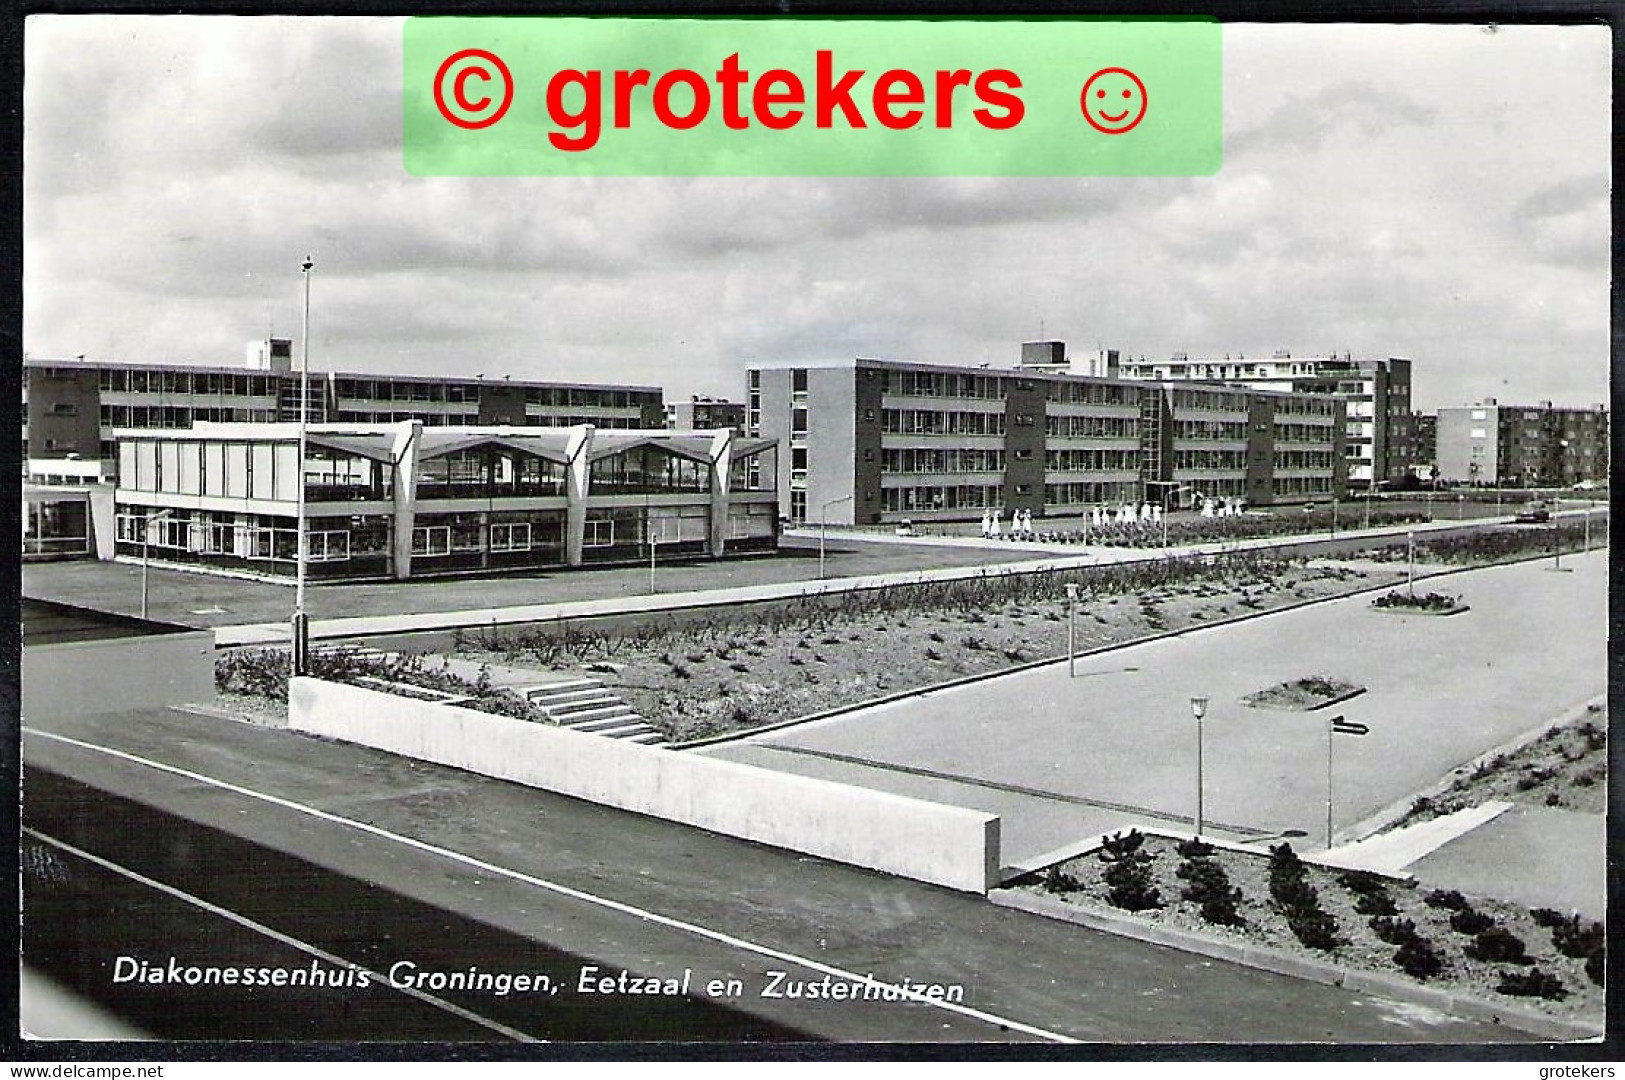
704 552 1608 866
21 706 1521 1044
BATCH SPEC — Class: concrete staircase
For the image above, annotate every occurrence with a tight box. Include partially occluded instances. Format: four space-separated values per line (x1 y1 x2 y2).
519 678 668 747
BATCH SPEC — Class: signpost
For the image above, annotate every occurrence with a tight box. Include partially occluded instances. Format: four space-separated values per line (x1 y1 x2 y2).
1326 715 1370 849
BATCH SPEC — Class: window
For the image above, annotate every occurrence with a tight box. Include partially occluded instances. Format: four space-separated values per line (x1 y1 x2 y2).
412 526 451 557
491 522 531 552
307 530 351 562
583 518 615 547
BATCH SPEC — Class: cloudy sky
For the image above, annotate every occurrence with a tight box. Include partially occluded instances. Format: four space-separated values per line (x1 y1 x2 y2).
24 17 1609 410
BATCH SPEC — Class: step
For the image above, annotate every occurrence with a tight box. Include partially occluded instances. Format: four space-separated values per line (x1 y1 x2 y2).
561 711 644 733
624 731 669 746
580 720 657 739
516 679 600 697
545 699 628 718
527 686 618 705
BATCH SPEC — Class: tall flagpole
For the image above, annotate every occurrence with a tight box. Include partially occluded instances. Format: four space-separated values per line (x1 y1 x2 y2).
293 256 313 675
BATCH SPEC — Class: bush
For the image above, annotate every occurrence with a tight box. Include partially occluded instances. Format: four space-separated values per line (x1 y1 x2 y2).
1267 844 1338 950
1355 890 1400 917
1551 916 1606 960
1529 907 1568 928
1586 948 1605 987
1176 854 1244 927
1370 916 1419 946
1098 830 1162 912
1175 837 1215 859
1041 865 1081 894
1424 889 1470 911
1394 937 1447 981
1449 908 1496 936
1465 928 1532 965
1496 968 1567 1001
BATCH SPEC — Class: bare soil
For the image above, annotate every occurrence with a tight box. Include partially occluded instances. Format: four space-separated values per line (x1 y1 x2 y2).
453 560 1403 742
1020 835 1603 1025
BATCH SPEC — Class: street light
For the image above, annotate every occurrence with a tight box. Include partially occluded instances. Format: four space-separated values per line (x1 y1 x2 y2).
1406 529 1416 598
292 256 313 676
818 494 854 579
1584 506 1592 553
1065 583 1079 678
1191 696 1209 837
140 508 174 619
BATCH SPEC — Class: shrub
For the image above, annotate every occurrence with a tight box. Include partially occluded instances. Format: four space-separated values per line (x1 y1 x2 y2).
1586 948 1605 988
1355 890 1400 917
1449 909 1495 936
1394 937 1447 981
1551 916 1606 960
1465 928 1532 965
1098 830 1162 912
1175 837 1215 859
1496 968 1567 1001
1370 916 1419 946
1529 907 1568 928
1041 865 1081 894
1424 889 1470 911
1177 856 1244 926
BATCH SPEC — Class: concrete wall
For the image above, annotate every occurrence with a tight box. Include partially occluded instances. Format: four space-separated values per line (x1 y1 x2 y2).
23 631 216 722
289 677 1001 892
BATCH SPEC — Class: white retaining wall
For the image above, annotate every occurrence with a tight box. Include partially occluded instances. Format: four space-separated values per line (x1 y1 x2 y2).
289 677 1001 892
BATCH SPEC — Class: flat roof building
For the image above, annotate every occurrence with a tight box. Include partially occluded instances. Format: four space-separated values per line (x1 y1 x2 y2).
112 422 778 581
1117 352 1414 489
23 348 667 484
746 353 1345 526
1434 401 1609 487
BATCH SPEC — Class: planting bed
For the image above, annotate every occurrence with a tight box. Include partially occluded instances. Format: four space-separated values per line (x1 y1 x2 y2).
450 555 1403 742
1242 676 1365 712
1014 832 1603 1025
1397 707 1608 822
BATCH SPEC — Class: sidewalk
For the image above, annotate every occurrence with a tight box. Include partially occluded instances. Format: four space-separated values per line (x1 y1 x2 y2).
216 512 1582 647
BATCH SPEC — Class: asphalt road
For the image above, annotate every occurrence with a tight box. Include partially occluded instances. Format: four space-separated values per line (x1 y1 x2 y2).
21 706 1525 1045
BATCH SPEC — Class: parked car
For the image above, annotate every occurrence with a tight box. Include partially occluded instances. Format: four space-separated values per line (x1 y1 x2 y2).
1514 504 1551 524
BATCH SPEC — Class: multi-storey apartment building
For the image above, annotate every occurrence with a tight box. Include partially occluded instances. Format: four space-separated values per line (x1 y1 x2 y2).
665 396 747 431
1117 351 1414 489
1434 401 1609 487
23 343 666 484
747 354 1345 526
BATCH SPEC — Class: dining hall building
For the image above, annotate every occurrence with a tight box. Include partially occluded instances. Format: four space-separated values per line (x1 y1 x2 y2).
111 421 780 581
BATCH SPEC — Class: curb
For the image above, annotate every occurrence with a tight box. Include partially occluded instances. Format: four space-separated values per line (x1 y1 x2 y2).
988 888 1604 1043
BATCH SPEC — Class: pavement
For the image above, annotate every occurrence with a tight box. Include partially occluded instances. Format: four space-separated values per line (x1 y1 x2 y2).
19 703 1525 1043
699 551 1607 876
1319 802 1514 875
1405 805 1607 920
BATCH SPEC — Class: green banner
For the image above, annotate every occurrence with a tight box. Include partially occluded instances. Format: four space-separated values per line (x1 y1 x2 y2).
404 18 1221 177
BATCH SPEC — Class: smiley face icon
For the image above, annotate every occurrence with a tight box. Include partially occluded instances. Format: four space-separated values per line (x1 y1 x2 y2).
1081 67 1148 134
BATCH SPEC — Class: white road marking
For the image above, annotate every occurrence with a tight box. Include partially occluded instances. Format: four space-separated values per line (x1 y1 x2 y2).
25 726 1077 1043
21 826 541 1043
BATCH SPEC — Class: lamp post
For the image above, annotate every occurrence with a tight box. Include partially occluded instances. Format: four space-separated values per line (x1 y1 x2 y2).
139 509 174 619
1065 583 1079 678
1406 529 1416 598
292 256 313 676
1191 696 1209 836
818 493 854 579
1584 505 1592 553
1330 497 1338 539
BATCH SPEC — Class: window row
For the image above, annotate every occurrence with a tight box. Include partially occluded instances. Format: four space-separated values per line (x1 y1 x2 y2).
880 448 1005 474
100 369 278 396
1042 481 1144 506
881 370 1006 400
1172 449 1248 472
105 405 278 428
1045 382 1138 407
1273 450 1337 471
880 484 1004 513
1045 415 1139 440
880 409 1006 437
1045 448 1140 473
1172 419 1248 442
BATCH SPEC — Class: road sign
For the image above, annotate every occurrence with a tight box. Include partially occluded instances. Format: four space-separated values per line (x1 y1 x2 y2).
1330 716 1369 736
